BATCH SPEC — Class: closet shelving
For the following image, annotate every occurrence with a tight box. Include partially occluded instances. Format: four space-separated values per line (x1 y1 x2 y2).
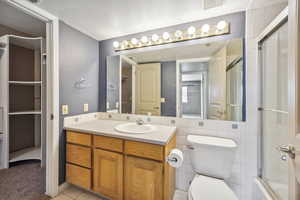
0 35 45 168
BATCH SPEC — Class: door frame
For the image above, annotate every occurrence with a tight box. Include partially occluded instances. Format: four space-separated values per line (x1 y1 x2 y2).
119 55 137 114
176 58 210 118
5 0 60 197
288 0 300 198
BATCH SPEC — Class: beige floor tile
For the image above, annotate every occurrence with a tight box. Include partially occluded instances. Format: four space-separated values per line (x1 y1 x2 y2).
77 191 104 200
62 185 85 199
51 194 73 200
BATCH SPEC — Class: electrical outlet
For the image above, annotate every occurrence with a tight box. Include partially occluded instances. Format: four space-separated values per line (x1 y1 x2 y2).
161 98 166 103
62 105 69 115
84 104 89 112
106 102 110 109
116 102 119 108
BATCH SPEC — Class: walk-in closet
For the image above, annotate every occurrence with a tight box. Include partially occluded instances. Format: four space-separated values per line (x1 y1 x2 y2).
0 1 48 199
0 35 45 167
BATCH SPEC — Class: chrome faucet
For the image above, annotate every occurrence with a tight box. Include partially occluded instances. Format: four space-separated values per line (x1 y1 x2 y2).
136 118 144 125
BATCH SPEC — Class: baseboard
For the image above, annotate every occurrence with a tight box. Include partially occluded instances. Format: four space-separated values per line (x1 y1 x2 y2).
58 182 70 193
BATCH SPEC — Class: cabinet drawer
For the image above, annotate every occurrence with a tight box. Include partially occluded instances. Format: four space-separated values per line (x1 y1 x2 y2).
67 144 91 168
66 164 91 190
94 135 123 153
67 131 92 146
125 141 164 161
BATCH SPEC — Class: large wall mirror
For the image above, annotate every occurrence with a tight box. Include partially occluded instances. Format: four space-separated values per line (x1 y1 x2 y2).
106 38 245 121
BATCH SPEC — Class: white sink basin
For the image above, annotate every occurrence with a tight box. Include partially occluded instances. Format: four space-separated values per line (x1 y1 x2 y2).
114 123 156 134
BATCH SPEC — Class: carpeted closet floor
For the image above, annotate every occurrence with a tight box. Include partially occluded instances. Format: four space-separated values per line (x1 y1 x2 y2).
0 161 50 200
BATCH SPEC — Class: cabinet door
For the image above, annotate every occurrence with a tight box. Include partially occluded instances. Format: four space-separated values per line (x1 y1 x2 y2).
93 149 123 200
125 156 163 200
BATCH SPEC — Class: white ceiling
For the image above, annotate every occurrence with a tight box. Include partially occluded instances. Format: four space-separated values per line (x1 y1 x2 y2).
37 0 251 41
127 40 227 63
0 1 45 36
248 0 287 9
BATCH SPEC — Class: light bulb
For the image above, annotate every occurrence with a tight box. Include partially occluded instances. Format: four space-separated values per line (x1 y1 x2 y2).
201 24 210 33
141 36 148 44
175 30 183 39
151 34 159 42
122 40 129 48
162 32 170 40
131 38 138 45
113 41 120 48
217 21 227 31
187 26 196 35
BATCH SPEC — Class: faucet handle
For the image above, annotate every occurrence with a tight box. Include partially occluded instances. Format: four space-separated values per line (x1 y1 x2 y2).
136 118 144 125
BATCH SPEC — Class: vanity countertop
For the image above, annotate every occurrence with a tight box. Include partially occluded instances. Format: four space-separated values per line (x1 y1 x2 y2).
64 119 176 145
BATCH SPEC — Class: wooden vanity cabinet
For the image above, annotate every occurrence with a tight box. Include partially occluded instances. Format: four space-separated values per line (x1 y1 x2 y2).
93 148 123 200
125 156 163 200
66 131 176 200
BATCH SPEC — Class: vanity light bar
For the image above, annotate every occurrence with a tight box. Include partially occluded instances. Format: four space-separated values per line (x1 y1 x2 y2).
113 21 230 51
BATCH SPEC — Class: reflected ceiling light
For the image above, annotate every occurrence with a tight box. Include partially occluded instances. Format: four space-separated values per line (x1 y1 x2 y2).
187 26 196 36
141 36 148 44
162 32 170 40
201 24 210 33
217 21 227 30
113 41 120 48
151 34 159 42
131 38 138 45
175 30 183 39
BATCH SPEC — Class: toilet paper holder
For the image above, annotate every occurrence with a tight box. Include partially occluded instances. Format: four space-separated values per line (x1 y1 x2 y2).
167 157 178 162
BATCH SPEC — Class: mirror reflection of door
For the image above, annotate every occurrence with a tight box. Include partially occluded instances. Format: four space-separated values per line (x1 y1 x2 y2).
135 63 161 116
208 46 227 120
178 60 208 119
121 59 132 114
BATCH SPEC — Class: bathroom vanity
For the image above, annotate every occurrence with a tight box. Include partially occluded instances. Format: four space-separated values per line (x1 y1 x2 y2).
64 119 176 200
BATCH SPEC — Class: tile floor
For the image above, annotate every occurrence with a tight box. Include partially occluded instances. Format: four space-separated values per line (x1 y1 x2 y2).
51 185 105 200
52 185 188 200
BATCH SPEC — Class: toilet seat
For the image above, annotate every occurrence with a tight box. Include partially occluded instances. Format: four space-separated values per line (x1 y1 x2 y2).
188 174 238 200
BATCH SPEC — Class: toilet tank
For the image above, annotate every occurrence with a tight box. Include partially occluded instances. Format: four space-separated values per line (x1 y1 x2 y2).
187 135 237 179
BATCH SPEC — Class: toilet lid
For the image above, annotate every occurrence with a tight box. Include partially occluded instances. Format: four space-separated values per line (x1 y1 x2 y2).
188 175 238 200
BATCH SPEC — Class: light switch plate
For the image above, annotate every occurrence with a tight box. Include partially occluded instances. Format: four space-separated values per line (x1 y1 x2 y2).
62 105 69 115
84 104 89 112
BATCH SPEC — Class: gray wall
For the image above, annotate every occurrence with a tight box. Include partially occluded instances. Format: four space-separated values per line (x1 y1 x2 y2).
99 12 246 111
59 21 99 184
161 61 176 117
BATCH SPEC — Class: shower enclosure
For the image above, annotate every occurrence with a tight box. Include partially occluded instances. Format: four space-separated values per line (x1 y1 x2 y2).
259 20 288 199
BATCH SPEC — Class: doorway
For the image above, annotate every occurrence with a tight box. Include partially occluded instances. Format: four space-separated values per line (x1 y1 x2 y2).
0 0 60 198
176 59 208 119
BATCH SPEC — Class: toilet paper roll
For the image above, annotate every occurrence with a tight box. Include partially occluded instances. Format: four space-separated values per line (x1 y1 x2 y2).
167 148 183 168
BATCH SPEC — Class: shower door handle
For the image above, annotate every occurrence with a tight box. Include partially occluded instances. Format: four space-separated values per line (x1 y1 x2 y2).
277 145 296 159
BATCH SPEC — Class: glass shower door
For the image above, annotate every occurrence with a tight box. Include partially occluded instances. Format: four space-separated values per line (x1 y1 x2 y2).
260 21 288 199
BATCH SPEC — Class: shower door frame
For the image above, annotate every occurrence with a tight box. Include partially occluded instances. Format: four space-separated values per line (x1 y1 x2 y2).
257 7 289 199
257 3 300 199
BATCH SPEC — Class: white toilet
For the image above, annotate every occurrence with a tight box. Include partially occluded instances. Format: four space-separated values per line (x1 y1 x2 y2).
187 135 238 200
